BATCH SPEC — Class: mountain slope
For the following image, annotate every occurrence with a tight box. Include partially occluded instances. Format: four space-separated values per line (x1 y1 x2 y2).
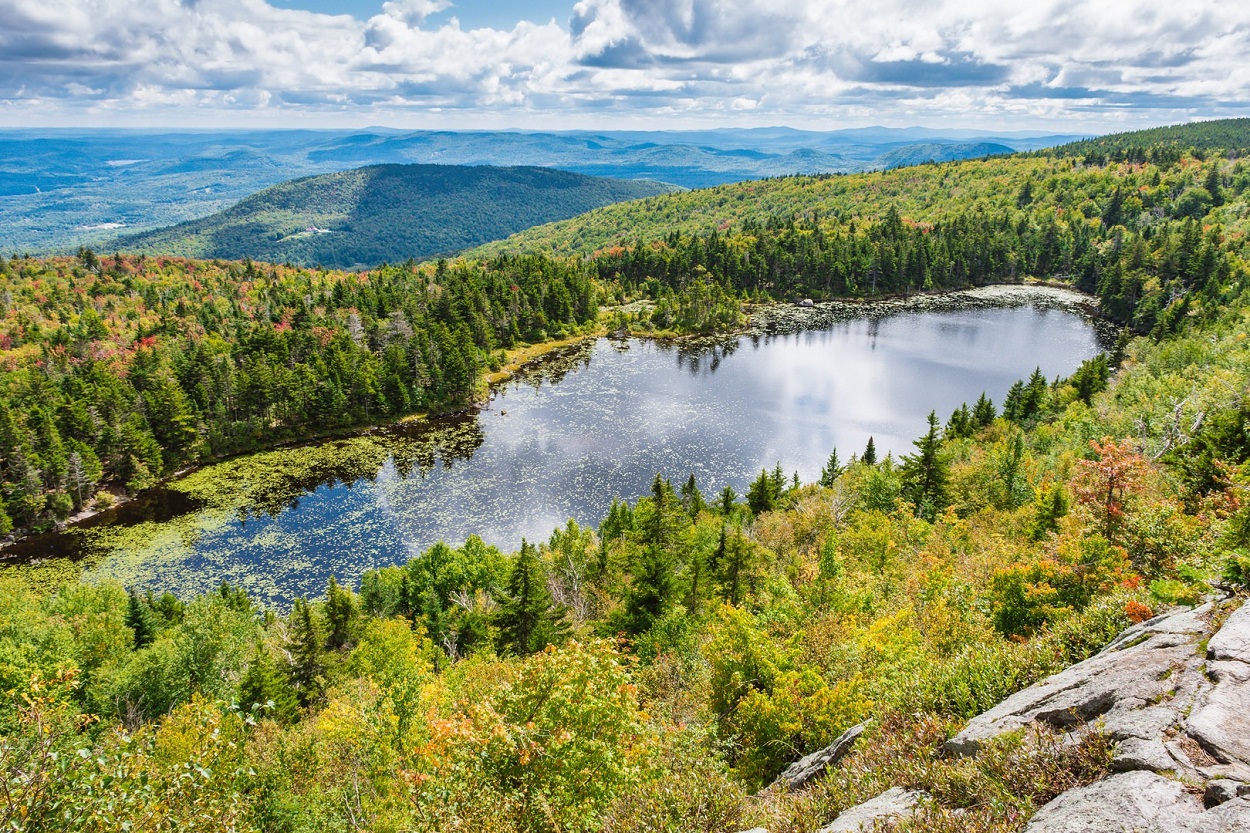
111 164 679 268
468 118 1250 260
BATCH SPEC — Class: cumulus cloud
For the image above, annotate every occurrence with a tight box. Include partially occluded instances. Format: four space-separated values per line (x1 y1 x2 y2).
0 0 1247 128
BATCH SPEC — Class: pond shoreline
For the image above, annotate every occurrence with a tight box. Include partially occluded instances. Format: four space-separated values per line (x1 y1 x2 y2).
0 279 1106 558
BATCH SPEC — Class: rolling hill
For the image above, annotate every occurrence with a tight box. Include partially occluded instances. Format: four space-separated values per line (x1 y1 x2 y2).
110 164 679 268
467 118 1250 261
0 127 1078 254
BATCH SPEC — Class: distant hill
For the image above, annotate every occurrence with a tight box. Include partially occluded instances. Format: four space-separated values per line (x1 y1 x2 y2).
0 127 1079 254
876 141 1014 169
111 164 678 268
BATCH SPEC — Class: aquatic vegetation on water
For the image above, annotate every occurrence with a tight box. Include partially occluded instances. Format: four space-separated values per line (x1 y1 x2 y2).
2 286 1103 609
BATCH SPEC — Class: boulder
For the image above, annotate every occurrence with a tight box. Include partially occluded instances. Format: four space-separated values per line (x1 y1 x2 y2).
944 604 1211 757
1180 797 1250 832
817 787 924 833
1186 659 1250 776
1206 602 1250 664
1024 771 1202 832
769 721 869 792
1204 780 1244 808
1110 737 1177 774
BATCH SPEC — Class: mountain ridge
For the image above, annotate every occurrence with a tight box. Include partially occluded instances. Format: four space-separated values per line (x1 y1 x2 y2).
111 163 679 269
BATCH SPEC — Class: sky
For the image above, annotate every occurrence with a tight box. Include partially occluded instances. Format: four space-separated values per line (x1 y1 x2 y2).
1 0 1247 132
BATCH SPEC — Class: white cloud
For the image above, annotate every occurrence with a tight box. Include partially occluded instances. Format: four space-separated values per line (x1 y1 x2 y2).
0 0 1247 128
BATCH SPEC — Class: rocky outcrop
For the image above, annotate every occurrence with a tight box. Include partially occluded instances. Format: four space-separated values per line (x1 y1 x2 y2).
942 598 1250 784
816 787 925 833
1024 771 1250 833
770 721 870 792
1186 603 1250 778
943 603 1212 761
939 596 1250 832
767 597 1250 833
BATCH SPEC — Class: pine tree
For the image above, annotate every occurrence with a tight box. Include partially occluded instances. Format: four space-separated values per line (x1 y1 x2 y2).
901 411 950 522
495 540 567 656
718 485 737 516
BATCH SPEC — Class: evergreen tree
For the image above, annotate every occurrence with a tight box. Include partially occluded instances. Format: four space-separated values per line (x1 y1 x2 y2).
623 545 675 635
717 485 737 516
862 436 878 466
218 581 251 613
680 473 707 517
641 473 683 550
324 576 358 650
819 449 843 487
1030 483 1070 541
946 403 972 439
746 468 776 514
997 430 1028 510
717 525 756 606
237 643 298 724
287 597 325 707
901 411 950 522
125 590 159 650
972 393 997 428
495 540 567 656
1002 380 1026 422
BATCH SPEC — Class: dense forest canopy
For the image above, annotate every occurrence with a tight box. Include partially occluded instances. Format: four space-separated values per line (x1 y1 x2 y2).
2 119 1250 832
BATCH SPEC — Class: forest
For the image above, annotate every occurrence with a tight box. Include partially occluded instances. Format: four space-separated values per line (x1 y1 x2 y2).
111 165 676 269
3 125 1249 537
1 121 1250 832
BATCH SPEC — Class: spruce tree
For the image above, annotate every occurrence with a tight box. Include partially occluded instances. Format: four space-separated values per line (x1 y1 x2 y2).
324 576 358 650
288 597 325 707
125 590 159 650
238 644 298 724
623 544 675 635
718 525 755 606
680 473 707 517
901 411 950 522
862 436 878 466
946 403 972 439
972 393 997 428
819 449 843 487
495 540 567 656
746 469 775 514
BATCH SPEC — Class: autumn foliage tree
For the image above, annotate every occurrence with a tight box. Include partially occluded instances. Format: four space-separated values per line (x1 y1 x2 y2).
1072 437 1151 545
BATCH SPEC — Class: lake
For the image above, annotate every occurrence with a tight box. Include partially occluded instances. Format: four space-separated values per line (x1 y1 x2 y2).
9 285 1111 607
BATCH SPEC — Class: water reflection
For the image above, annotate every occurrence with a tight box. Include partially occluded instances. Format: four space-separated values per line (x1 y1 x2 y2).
10 286 1109 608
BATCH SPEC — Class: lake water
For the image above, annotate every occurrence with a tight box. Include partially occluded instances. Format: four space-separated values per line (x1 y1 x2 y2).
9 285 1111 607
